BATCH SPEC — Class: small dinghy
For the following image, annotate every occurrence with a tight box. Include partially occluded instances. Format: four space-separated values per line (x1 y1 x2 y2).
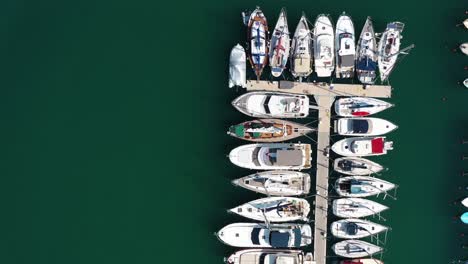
461 43 468 56
339 259 383 264
314 14 335 77
462 213 468 224
247 7 269 80
335 97 393 117
232 92 309 118
335 117 398 136
356 17 378 84
335 13 355 78
229 197 310 222
378 22 405 81
333 240 382 258
229 44 247 88
331 218 388 239
229 143 312 170
335 176 396 198
225 249 314 264
228 119 314 142
232 170 311 196
290 15 313 80
333 198 389 218
331 137 394 157
269 8 290 78
334 157 384 175
217 223 312 248
463 198 468 208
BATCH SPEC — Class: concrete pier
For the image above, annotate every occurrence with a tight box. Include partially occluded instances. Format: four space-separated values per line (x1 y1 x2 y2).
247 80 392 264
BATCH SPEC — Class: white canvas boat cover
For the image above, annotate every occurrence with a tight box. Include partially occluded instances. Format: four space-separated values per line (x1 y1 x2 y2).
229 44 247 88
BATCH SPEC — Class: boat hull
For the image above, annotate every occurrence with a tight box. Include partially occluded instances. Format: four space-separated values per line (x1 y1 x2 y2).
232 171 311 196
228 119 313 142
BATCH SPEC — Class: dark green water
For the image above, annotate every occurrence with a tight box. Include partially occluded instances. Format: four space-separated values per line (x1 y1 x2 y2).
1 0 467 263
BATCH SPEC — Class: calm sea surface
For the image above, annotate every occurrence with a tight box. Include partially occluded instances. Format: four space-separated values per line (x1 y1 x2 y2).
0 0 467 263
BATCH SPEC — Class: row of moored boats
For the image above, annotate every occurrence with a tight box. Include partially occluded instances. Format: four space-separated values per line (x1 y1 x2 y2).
229 7 411 89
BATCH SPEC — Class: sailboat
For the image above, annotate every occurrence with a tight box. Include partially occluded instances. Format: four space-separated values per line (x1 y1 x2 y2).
378 22 405 81
229 197 310 222
314 14 334 77
232 170 311 196
334 157 384 175
333 198 389 218
247 7 268 80
333 240 382 258
356 17 378 84
229 44 247 88
335 176 396 198
290 14 313 79
330 218 388 239
225 249 314 264
269 8 290 77
335 13 355 78
227 119 314 142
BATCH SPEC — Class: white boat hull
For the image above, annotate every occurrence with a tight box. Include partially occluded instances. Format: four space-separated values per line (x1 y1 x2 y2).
330 218 388 239
217 223 312 248
335 13 355 78
334 157 384 175
334 97 393 117
229 143 312 170
331 136 393 157
333 240 382 258
229 197 310 222
333 198 388 218
232 171 311 196
335 117 398 136
335 176 396 198
229 44 247 88
314 15 334 77
232 92 310 118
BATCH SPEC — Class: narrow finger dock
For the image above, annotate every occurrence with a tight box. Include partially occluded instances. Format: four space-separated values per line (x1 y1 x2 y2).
247 80 392 264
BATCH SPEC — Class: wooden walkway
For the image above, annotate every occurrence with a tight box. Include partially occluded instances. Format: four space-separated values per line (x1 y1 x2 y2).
247 80 392 264
246 80 392 98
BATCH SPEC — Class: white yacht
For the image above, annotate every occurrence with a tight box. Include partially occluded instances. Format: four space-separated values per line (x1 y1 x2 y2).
331 137 393 157
335 13 355 78
333 198 389 218
229 44 247 88
333 240 382 258
269 8 290 77
229 197 310 222
290 15 313 80
229 143 312 170
335 117 398 136
313 14 334 77
378 22 405 81
335 97 393 117
335 176 396 198
232 170 311 196
330 218 388 239
232 92 309 118
334 157 384 175
225 249 314 264
216 223 312 248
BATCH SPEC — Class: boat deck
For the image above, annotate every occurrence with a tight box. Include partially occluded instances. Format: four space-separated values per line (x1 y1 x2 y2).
247 80 392 264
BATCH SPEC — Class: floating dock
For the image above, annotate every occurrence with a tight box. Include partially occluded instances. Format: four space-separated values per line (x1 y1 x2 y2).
247 80 392 264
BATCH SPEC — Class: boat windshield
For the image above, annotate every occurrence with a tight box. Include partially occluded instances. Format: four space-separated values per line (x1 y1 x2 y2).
349 120 369 133
269 231 291 247
251 228 261 245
